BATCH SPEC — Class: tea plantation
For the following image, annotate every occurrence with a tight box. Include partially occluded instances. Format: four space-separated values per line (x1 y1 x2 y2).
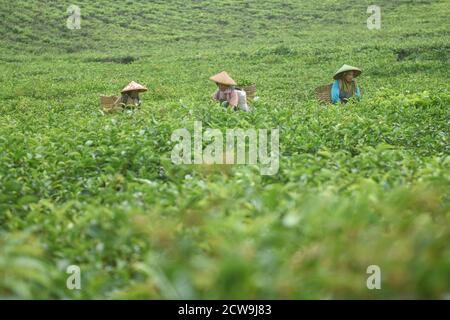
0 0 449 299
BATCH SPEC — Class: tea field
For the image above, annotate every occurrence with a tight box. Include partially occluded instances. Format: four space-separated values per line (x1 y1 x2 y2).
0 0 449 299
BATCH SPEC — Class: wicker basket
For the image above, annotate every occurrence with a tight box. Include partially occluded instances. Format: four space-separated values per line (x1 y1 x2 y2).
100 95 120 112
315 84 332 104
241 84 257 99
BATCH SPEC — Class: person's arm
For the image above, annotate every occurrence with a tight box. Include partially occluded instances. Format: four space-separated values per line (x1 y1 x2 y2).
228 90 239 108
331 80 340 104
236 90 250 112
212 89 220 101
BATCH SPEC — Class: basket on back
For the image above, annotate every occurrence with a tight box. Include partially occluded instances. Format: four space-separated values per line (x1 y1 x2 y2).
236 84 257 101
100 95 120 112
315 84 332 104
242 84 256 99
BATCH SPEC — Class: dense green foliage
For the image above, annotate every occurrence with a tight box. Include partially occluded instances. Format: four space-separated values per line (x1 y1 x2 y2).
0 0 449 299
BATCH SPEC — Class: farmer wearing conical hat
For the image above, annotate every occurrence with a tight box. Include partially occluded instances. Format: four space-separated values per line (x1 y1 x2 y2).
115 81 148 107
210 71 250 112
331 65 362 104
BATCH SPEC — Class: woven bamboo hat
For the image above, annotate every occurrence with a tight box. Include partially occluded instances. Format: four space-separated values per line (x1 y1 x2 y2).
209 71 237 86
333 65 362 80
121 81 148 93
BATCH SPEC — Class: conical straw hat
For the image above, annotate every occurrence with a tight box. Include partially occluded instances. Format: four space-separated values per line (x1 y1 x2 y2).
209 71 237 86
121 81 148 93
333 64 362 80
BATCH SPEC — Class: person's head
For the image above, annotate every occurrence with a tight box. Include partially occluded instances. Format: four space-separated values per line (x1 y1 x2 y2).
343 71 354 82
129 91 139 98
217 83 230 91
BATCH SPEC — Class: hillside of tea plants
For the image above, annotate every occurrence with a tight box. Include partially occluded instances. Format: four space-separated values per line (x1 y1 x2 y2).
0 0 449 299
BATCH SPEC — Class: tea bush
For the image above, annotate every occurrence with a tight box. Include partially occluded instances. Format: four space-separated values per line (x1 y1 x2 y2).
0 0 449 299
